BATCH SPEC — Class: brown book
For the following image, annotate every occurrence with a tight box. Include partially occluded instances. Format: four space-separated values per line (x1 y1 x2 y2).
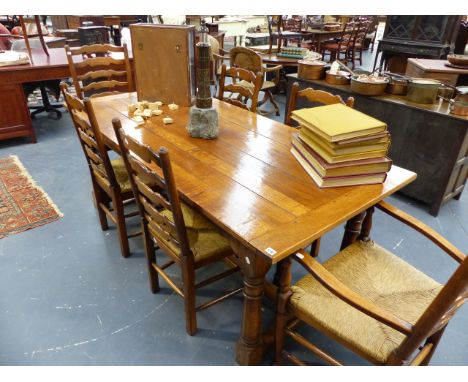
292 135 392 178
291 147 388 188
130 24 196 106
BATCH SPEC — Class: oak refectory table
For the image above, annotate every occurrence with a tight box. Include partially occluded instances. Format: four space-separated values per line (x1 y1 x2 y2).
91 93 416 365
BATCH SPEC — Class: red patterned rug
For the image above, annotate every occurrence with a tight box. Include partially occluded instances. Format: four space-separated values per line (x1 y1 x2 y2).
0 155 62 239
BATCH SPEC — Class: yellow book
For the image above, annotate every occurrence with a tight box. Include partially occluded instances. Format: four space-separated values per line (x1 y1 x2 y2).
291 104 387 142
300 127 391 156
299 130 388 163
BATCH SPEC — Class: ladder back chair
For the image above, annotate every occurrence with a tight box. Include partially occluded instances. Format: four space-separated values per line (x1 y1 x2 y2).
320 20 357 64
60 83 140 258
285 81 355 126
229 46 282 116
274 201 467 366
347 20 372 69
65 43 134 99
218 64 263 113
112 119 242 335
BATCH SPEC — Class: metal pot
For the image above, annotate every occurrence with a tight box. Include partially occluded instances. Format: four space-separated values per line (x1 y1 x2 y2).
325 70 351 85
406 78 441 104
350 75 389 96
449 86 468 116
298 60 326 80
385 73 410 95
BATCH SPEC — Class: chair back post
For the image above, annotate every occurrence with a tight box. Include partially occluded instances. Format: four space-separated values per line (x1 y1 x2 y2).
112 118 145 222
122 42 135 92
391 258 468 364
285 82 300 125
158 148 193 257
65 45 83 99
60 82 118 189
112 121 192 257
83 97 119 188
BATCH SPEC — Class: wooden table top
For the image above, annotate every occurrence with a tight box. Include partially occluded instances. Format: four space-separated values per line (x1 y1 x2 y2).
92 93 416 263
304 28 343 35
260 53 302 66
408 58 468 74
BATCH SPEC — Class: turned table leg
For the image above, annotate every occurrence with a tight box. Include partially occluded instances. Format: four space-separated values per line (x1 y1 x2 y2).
230 238 272 366
340 212 366 250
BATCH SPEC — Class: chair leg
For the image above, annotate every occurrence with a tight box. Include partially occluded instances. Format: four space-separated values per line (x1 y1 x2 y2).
143 225 160 293
112 192 130 258
181 256 197 335
420 327 446 366
267 90 281 116
92 183 108 231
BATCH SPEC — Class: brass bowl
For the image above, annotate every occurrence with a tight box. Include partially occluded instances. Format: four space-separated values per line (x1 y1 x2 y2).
325 70 351 85
350 76 389 96
447 54 468 67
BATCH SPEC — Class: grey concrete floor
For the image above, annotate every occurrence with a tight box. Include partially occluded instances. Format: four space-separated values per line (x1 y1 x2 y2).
0 37 467 366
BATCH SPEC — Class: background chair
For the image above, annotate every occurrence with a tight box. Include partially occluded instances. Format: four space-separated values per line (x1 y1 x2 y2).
112 119 242 335
207 34 230 91
320 20 357 64
347 19 372 69
217 64 263 113
285 82 355 126
65 43 134 99
364 16 380 53
274 201 467 366
61 83 140 258
229 46 282 116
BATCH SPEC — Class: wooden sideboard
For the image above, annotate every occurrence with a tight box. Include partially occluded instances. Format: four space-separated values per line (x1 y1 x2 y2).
286 75 468 216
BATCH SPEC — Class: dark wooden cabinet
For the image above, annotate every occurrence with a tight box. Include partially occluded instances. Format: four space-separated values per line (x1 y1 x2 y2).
286 75 468 216
374 15 462 73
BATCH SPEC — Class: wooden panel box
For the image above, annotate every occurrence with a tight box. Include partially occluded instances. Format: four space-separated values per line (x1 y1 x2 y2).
130 24 196 107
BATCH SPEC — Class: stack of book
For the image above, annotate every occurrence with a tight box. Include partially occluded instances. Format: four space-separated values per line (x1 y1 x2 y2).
277 47 309 59
290 104 392 188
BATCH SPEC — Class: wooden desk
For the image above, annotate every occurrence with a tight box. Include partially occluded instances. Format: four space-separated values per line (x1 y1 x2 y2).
405 58 468 86
286 75 468 216
91 93 416 365
0 48 133 144
0 48 72 143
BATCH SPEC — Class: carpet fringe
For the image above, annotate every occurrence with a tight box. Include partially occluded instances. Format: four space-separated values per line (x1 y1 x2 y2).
8 155 64 218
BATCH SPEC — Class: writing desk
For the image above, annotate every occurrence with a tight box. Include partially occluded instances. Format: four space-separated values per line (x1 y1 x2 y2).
0 48 133 144
91 93 416 365
0 48 71 143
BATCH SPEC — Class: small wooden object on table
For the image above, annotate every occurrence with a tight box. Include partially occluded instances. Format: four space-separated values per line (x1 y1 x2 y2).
130 24 196 107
